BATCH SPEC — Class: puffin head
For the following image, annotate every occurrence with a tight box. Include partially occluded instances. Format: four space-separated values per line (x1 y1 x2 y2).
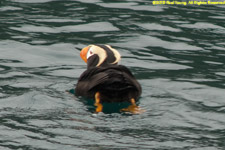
80 44 121 68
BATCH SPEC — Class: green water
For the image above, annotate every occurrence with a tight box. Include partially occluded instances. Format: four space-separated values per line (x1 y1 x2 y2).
1 0 225 149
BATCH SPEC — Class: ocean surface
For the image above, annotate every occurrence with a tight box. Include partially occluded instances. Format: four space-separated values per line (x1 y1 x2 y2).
1 0 225 149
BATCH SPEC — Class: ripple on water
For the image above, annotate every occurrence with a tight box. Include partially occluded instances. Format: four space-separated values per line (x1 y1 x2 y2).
0 40 80 67
215 72 225 77
0 6 23 11
31 18 84 23
178 22 224 30
136 23 181 32
114 35 203 51
10 22 119 33
123 58 192 70
98 2 165 12
10 0 56 3
74 0 101 3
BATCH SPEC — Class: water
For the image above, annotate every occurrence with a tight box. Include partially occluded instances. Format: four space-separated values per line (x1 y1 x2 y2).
1 0 225 149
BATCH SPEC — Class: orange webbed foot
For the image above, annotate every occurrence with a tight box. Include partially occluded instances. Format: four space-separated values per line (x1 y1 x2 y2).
94 92 103 113
121 98 145 114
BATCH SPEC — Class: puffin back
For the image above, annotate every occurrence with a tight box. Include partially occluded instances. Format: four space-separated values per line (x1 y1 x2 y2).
75 65 142 102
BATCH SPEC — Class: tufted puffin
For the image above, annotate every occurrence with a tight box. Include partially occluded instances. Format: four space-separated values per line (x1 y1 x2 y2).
75 44 143 113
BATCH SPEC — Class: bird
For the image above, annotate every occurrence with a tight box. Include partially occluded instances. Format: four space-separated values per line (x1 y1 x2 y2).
75 44 143 113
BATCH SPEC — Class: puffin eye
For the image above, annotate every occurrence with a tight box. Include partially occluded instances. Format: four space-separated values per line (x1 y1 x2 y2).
87 49 94 59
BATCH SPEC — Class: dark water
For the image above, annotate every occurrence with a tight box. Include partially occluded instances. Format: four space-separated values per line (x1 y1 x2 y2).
1 0 225 149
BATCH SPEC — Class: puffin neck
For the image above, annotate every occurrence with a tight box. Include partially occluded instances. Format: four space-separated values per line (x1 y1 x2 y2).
96 45 116 64
87 54 99 69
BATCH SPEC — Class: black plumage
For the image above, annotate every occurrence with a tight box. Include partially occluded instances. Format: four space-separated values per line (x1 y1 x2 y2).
75 65 142 102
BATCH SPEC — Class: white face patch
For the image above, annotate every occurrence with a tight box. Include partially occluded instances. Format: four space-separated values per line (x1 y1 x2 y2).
86 45 107 67
86 46 94 59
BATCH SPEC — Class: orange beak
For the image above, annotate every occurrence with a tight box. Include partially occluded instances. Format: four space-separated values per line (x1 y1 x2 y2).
80 46 89 63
